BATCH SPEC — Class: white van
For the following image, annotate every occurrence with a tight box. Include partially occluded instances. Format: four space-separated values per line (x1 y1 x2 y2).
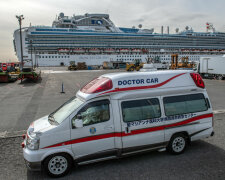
22 70 214 177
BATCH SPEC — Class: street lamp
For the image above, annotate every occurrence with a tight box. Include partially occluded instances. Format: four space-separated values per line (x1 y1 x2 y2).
16 15 24 70
29 40 33 69
34 47 36 68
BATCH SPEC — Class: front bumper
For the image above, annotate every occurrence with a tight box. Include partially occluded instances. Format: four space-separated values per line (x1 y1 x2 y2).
23 146 45 171
24 159 42 171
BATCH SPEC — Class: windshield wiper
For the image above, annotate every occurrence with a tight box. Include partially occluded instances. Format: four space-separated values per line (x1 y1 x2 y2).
48 114 59 125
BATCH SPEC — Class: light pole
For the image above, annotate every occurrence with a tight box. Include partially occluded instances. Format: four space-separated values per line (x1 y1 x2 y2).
29 40 33 69
34 47 36 68
16 15 24 70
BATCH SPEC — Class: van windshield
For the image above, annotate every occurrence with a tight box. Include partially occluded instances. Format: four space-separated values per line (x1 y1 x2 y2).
49 97 84 124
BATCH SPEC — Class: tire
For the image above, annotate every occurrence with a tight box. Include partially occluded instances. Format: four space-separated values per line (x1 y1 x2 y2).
217 75 223 80
167 133 187 155
22 68 32 72
129 67 135 71
43 153 73 178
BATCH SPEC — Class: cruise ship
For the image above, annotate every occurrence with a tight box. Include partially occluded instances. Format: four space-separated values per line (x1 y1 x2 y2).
13 12 225 66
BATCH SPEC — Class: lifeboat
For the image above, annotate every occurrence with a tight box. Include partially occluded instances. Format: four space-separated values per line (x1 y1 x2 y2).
132 48 141 53
120 48 130 53
73 48 85 53
89 48 101 53
142 49 149 53
104 48 115 53
183 49 190 52
58 48 70 53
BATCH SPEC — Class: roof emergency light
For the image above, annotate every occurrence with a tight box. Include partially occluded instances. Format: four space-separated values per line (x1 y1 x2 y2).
190 73 205 88
81 77 113 94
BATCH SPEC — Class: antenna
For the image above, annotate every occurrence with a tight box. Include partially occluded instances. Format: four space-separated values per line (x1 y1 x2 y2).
206 22 215 33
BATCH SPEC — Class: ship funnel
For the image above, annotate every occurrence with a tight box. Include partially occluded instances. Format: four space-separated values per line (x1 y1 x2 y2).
161 26 163 35
138 24 142 28
167 26 169 34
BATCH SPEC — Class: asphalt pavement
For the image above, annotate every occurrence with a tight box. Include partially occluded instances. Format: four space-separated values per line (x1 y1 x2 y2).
0 113 224 180
0 68 224 135
0 68 225 179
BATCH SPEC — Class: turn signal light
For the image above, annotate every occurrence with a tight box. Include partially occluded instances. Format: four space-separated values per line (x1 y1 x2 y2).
21 142 25 148
81 77 113 94
190 73 205 88
22 134 26 140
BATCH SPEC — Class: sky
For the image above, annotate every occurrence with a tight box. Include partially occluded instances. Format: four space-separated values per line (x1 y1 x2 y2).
0 0 225 61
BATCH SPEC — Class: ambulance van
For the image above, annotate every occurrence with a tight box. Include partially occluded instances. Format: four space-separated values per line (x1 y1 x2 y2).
22 70 214 177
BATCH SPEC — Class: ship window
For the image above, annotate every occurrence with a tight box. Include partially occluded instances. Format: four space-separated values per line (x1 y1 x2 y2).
46 56 48 58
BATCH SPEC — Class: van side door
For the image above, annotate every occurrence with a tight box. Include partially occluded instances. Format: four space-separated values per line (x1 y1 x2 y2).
119 97 165 153
70 99 116 161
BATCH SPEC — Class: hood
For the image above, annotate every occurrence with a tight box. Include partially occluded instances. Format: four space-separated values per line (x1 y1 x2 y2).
32 115 56 133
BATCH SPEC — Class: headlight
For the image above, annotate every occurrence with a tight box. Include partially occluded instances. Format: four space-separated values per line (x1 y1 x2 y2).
26 135 40 150
25 122 41 150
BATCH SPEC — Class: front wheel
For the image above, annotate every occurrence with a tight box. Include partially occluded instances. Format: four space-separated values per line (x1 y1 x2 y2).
167 133 187 155
44 153 73 177
129 66 135 71
217 75 223 80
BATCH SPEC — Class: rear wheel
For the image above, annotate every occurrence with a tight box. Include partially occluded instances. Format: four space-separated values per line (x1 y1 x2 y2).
136 67 140 71
44 153 73 178
167 133 187 155
129 66 135 71
217 75 223 80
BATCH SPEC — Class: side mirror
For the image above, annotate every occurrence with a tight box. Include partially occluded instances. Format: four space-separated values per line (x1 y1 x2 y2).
74 115 83 128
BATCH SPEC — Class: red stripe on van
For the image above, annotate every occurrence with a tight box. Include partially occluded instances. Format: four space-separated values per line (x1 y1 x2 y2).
42 113 213 149
99 73 186 95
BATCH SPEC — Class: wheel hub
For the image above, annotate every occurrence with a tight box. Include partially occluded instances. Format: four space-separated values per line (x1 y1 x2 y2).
172 137 185 153
55 162 61 168
48 156 68 175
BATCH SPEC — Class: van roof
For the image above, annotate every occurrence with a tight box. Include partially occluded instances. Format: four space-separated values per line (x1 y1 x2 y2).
76 70 204 101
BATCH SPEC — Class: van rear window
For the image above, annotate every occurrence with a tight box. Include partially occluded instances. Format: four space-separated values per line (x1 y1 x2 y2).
121 98 161 122
163 93 208 116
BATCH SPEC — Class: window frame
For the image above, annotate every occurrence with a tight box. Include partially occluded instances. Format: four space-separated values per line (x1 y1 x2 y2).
121 97 162 123
73 99 111 126
163 93 209 117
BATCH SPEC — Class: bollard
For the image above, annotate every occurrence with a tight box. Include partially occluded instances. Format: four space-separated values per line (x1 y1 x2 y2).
60 82 65 93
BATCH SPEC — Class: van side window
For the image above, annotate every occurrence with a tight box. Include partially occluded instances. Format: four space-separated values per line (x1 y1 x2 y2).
75 99 110 126
163 93 208 116
121 98 161 122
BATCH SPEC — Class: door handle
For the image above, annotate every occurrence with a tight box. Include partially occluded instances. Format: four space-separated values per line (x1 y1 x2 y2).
125 126 131 134
104 125 113 130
